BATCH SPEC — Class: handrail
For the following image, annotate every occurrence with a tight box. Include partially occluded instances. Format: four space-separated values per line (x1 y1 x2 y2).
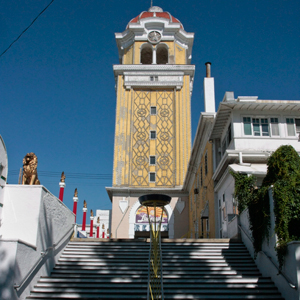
159 233 164 299
260 251 296 290
180 230 191 239
14 225 74 290
147 229 152 300
238 224 297 290
147 212 164 300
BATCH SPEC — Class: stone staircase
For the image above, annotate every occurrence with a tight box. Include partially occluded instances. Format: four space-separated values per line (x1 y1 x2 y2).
26 239 284 299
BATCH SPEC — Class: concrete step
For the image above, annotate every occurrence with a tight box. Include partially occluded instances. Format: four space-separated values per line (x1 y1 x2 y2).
38 277 274 284
53 264 259 272
31 287 280 294
26 240 283 300
35 282 278 289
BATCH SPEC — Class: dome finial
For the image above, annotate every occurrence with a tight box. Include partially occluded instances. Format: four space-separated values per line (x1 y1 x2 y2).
148 6 163 12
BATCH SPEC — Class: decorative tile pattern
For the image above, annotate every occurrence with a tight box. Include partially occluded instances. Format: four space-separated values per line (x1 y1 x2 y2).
131 90 174 187
156 91 174 186
131 91 150 186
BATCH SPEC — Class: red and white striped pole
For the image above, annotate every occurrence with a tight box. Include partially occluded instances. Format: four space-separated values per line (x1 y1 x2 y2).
89 210 94 238
82 200 87 231
96 217 100 238
58 172 66 202
73 188 78 222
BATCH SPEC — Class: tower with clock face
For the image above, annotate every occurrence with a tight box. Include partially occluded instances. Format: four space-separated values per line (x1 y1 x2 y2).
107 6 195 239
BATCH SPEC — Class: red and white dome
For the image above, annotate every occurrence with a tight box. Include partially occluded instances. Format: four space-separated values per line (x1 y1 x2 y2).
127 6 183 29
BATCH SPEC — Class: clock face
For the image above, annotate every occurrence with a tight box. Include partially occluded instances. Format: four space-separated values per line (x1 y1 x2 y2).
148 31 162 43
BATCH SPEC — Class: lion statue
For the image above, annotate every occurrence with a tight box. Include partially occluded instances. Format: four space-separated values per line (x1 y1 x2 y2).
22 152 40 185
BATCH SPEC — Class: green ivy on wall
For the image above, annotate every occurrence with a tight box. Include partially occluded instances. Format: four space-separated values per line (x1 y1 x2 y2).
231 145 300 268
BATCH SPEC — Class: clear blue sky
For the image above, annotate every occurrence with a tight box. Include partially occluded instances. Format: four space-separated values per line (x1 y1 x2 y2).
1 0 299 224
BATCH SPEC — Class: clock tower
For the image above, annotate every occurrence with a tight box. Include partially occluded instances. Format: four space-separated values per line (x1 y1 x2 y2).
107 6 195 238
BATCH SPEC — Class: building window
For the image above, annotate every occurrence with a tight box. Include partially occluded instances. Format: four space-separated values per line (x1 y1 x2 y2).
286 118 300 137
150 131 156 139
149 156 156 165
149 172 156 182
150 76 158 82
296 119 300 136
206 219 210 237
270 118 279 136
205 152 208 176
200 166 203 187
286 118 295 136
243 117 270 137
253 118 269 136
243 117 252 135
150 106 157 115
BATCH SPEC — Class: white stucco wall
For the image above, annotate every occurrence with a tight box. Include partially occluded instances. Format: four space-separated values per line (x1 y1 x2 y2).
232 110 300 153
0 185 75 300
214 172 235 238
111 195 189 239
240 203 300 300
0 135 8 230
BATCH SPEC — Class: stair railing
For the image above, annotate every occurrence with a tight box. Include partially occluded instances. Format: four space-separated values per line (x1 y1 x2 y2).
159 232 164 297
14 225 74 291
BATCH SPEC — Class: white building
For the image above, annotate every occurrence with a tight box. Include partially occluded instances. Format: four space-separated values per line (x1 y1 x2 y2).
0 135 8 228
209 92 300 238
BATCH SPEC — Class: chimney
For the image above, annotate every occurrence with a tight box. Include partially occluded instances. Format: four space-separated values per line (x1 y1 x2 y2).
204 62 215 113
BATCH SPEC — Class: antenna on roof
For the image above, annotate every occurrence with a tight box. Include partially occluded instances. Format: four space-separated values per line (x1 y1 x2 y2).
151 0 153 7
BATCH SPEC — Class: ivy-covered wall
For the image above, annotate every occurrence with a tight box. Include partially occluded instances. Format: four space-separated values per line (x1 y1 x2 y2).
231 145 300 268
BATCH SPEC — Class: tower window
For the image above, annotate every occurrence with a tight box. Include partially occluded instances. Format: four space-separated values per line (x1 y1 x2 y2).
141 45 153 64
150 106 157 115
149 172 156 182
150 76 158 82
156 46 168 64
149 156 156 165
150 131 156 139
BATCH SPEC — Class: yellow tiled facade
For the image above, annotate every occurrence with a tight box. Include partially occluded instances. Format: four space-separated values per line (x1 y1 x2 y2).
112 39 192 188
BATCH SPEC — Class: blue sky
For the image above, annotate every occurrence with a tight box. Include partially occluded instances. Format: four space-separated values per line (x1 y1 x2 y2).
1 0 299 224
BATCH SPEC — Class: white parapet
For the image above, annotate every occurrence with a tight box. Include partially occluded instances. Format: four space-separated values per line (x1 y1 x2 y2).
0 185 75 300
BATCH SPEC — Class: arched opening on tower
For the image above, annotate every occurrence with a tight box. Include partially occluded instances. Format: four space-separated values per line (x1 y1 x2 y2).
156 45 168 64
134 205 169 238
141 45 153 64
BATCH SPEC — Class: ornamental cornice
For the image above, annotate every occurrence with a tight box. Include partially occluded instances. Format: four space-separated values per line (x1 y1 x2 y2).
125 81 183 90
113 64 195 76
106 186 188 201
124 71 184 76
